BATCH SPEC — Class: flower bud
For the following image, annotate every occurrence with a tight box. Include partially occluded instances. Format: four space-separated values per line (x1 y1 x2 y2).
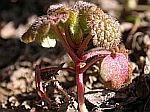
100 53 128 89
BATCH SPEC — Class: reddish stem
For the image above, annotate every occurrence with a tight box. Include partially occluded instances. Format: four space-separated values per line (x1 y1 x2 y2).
54 25 80 63
81 50 111 61
79 50 111 73
76 62 88 112
40 66 75 74
77 34 92 56
35 65 48 99
76 73 84 105
81 56 104 73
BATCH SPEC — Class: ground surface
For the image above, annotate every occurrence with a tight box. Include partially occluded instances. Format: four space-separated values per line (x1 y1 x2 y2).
0 0 150 112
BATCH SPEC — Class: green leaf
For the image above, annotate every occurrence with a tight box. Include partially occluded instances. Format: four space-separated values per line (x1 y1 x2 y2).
21 27 36 43
21 15 50 43
66 10 82 45
127 15 141 25
35 25 59 48
73 1 97 34
21 15 60 48
78 11 89 34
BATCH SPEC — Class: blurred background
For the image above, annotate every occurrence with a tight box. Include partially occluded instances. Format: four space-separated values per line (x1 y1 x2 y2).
0 0 150 112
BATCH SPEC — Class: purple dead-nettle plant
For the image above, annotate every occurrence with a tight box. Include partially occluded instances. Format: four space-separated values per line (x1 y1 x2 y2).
21 1 131 112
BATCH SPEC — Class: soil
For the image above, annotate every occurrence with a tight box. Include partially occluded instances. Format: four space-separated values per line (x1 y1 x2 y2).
0 0 150 112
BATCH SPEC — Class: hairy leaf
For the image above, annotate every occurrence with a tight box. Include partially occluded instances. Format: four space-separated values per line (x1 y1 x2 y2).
73 1 121 49
65 10 82 45
73 1 97 33
47 4 69 24
88 9 121 49
21 1 121 49
21 15 50 43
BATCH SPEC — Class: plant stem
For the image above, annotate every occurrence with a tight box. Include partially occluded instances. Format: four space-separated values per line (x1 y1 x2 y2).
77 34 92 56
81 56 103 73
76 63 88 112
54 25 80 63
35 65 47 99
40 66 75 74
81 50 111 61
35 65 52 108
80 50 111 73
